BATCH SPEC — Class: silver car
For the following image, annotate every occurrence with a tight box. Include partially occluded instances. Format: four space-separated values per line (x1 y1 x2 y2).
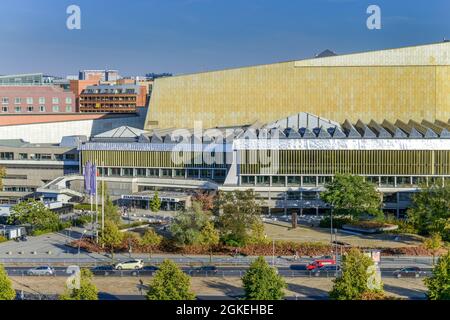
27 266 55 276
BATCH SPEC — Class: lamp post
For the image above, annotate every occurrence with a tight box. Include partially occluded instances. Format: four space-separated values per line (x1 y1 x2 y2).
78 230 87 265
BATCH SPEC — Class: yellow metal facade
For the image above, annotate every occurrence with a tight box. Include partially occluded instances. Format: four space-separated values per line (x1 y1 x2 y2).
145 43 450 129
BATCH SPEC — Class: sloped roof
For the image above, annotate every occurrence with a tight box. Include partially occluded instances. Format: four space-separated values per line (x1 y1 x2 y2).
94 126 147 138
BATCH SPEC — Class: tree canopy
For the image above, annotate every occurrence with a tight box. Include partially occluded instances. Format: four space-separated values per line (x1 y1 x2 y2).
329 248 383 300
149 192 161 213
408 183 450 241
99 220 123 259
170 202 211 245
321 173 382 220
242 257 286 300
0 264 15 300
147 259 196 300
215 190 263 246
60 269 98 300
425 252 450 300
8 199 61 233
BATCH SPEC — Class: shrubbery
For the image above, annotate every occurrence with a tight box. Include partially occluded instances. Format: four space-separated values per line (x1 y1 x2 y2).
319 216 353 229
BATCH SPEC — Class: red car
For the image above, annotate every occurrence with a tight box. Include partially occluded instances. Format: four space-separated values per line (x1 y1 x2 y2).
306 259 336 271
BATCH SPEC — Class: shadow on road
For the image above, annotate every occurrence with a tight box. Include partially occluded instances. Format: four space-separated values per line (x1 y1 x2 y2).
383 284 427 300
287 283 329 300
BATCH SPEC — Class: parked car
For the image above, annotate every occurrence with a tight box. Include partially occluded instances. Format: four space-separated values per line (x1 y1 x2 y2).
392 267 424 278
143 265 159 272
311 265 340 276
27 266 55 276
306 259 336 271
193 266 218 274
91 265 116 275
114 259 144 270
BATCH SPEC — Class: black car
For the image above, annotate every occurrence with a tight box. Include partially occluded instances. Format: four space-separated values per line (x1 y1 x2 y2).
143 266 160 272
194 266 218 274
91 265 115 276
311 265 341 276
392 267 423 278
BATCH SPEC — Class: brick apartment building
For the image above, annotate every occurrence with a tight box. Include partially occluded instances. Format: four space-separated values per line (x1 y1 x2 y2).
0 86 76 114
79 84 148 113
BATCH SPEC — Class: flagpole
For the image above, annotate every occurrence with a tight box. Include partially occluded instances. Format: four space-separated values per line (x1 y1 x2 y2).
102 161 105 232
95 161 99 243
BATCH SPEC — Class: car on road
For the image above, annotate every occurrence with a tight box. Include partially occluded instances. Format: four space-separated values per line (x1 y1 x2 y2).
193 266 218 274
92 265 116 275
311 265 341 276
392 267 424 278
306 259 336 271
27 266 55 276
143 265 159 272
114 259 144 270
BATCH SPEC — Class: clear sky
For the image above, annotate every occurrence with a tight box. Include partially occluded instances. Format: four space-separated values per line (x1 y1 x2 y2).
0 0 448 77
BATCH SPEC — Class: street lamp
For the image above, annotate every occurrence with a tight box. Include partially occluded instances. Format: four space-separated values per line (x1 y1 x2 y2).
78 229 87 265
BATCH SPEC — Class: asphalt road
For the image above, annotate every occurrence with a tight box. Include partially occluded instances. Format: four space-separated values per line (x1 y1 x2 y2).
5 264 433 278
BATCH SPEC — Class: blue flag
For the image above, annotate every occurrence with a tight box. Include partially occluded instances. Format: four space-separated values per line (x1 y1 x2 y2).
84 161 91 194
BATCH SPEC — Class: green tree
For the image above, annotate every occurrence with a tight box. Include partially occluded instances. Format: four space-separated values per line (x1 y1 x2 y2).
321 173 383 220
149 192 161 213
215 190 262 246
0 167 5 191
425 252 450 300
60 269 98 300
408 183 450 241
98 183 121 224
248 220 270 245
147 259 196 300
329 248 383 300
242 256 286 300
424 233 443 266
8 199 61 233
200 221 220 263
0 264 15 300
99 221 123 260
140 228 163 258
170 202 210 245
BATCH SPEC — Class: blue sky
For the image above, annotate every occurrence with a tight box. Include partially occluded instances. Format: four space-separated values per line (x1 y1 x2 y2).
0 0 448 76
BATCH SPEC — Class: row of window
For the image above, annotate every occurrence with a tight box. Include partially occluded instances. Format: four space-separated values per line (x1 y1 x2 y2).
0 152 78 161
94 167 227 181
281 191 414 203
2 186 36 192
240 175 450 187
1 105 73 113
1 97 72 104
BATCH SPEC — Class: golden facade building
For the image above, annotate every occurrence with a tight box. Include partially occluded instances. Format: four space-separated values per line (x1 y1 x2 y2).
145 42 450 129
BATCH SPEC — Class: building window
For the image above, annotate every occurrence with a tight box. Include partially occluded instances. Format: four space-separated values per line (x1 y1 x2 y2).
256 176 270 186
380 176 395 187
52 105 60 112
383 192 397 203
303 191 318 200
14 98 21 104
15 106 21 113
161 169 172 177
39 105 46 112
0 152 14 160
26 97 33 104
39 97 45 104
241 176 255 185
271 176 285 186
135 168 147 177
1 97 9 104
66 105 72 112
110 168 121 176
318 176 332 185
27 106 34 112
122 168 134 177
52 97 59 104
287 176 301 186
366 176 379 185
174 169 185 178
187 169 199 178
287 191 302 200
65 97 72 104
412 176 427 186
1 106 7 112
396 176 411 187
303 176 317 186
148 168 159 177
398 192 413 202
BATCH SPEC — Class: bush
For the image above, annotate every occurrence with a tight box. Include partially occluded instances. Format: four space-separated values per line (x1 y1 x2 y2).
319 216 353 229
384 216 418 234
0 235 8 243
74 203 102 211
118 221 148 230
